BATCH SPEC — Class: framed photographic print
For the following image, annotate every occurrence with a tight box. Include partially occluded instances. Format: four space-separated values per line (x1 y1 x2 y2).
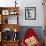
2 10 9 15
25 7 36 20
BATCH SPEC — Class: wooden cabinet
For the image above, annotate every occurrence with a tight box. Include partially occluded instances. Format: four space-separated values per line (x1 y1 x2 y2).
0 7 19 46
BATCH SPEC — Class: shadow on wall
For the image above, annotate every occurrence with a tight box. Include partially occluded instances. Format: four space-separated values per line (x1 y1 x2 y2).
18 26 44 44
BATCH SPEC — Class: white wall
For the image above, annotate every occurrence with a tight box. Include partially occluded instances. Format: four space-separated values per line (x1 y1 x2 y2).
0 0 44 26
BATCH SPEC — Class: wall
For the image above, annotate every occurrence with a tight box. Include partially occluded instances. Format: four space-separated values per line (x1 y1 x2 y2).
18 0 44 26
0 0 44 26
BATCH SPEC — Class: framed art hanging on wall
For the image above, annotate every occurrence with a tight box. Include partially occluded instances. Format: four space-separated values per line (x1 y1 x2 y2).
25 7 36 20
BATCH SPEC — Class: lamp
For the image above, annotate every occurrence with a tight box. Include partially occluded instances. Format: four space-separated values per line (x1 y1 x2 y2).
15 0 17 7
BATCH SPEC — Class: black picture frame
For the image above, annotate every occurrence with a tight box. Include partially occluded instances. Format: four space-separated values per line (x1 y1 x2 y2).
25 7 36 20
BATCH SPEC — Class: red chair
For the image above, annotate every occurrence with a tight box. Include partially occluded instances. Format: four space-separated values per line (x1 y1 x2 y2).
21 28 41 46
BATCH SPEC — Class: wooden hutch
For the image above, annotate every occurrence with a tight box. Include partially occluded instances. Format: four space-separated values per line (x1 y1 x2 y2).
0 7 19 46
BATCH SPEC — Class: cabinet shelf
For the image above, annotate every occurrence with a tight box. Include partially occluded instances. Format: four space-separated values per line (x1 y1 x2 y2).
0 24 19 32
0 7 19 24
2 40 19 42
0 7 19 16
